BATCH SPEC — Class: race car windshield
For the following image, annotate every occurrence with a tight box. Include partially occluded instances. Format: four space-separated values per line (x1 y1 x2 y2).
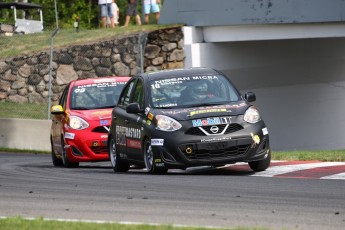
70 82 126 110
150 75 241 108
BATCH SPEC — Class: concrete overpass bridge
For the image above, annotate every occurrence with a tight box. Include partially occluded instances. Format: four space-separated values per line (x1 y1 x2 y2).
159 0 345 151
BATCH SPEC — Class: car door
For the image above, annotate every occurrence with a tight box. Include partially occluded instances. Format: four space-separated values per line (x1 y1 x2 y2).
51 84 69 155
113 79 137 160
124 78 145 161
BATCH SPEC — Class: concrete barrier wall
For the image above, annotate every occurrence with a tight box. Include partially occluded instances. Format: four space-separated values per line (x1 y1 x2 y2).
0 118 51 151
184 35 345 151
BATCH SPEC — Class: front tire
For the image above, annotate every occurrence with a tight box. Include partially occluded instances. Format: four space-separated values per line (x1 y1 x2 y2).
248 149 271 172
109 136 129 172
51 137 63 167
143 138 167 174
61 137 79 168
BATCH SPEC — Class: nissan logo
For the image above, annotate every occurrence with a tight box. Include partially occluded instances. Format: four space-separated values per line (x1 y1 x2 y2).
210 126 219 134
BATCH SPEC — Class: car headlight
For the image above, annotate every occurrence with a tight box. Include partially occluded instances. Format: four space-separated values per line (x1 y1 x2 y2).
69 116 89 130
156 115 182 132
243 106 261 123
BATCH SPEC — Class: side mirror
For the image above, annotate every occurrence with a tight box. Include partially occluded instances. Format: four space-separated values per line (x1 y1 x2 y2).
51 105 65 115
126 103 144 114
244 92 256 102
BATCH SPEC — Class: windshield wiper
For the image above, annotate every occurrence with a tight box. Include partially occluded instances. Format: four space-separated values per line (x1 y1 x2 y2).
155 106 175 109
71 107 90 110
186 103 224 108
95 105 115 109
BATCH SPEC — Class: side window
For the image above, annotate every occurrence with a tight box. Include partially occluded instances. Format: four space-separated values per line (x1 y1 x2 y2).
118 80 136 108
132 79 144 109
59 84 69 110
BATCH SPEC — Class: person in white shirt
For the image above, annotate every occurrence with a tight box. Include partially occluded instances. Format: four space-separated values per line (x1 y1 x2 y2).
98 0 114 28
107 0 119 27
144 0 161 24
112 0 120 26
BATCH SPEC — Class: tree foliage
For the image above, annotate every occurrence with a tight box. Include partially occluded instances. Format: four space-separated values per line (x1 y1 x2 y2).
0 0 162 30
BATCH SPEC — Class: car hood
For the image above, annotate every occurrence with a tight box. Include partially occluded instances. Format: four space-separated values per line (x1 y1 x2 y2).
154 102 250 121
70 108 113 121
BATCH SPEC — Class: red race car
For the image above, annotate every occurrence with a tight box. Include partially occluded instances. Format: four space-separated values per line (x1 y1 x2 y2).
50 76 130 167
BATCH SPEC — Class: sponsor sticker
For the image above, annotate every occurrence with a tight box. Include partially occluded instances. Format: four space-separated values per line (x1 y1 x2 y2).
126 139 141 149
100 119 109 126
147 112 154 121
250 133 260 148
65 132 75 140
91 110 111 117
94 78 116 83
190 108 227 116
151 139 164 146
192 116 231 127
201 137 232 142
262 127 268 135
145 107 150 116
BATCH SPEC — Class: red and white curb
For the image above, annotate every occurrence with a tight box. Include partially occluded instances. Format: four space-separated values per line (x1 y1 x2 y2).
223 161 345 180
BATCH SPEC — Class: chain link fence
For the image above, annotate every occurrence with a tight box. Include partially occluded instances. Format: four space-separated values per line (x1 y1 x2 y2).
0 32 148 120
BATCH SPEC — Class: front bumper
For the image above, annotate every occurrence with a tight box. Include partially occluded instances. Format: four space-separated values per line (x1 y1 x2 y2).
64 131 109 162
150 122 270 169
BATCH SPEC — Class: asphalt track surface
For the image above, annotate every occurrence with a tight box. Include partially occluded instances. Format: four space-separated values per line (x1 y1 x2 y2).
1 152 345 229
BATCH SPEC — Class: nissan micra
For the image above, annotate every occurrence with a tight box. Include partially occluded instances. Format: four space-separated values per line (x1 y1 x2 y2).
108 68 270 174
50 76 130 167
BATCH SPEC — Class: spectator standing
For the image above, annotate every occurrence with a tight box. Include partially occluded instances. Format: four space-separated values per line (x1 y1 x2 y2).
99 0 114 28
144 0 161 24
111 0 120 27
123 0 142 27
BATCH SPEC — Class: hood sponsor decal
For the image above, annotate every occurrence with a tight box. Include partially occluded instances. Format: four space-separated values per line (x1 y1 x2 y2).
190 109 227 116
161 103 246 115
192 116 232 127
91 110 111 117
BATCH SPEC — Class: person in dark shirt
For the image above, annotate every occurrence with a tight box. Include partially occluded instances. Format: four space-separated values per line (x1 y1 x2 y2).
123 0 142 27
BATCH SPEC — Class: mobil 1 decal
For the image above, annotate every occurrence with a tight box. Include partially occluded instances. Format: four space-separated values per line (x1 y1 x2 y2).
192 116 232 127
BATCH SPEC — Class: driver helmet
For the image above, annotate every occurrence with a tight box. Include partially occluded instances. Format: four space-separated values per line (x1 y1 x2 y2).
191 81 208 100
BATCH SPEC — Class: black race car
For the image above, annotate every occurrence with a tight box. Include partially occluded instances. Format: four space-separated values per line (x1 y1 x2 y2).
108 68 271 174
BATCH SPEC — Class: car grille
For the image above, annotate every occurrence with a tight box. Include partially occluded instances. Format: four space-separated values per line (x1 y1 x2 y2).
90 146 108 154
185 124 243 136
183 144 250 160
92 126 109 133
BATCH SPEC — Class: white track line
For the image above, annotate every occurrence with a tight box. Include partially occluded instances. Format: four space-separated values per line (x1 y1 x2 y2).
321 172 345 180
252 162 345 177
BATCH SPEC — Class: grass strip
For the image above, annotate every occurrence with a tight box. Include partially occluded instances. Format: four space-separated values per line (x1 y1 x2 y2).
0 216 266 230
0 24 182 59
0 101 48 120
272 149 345 162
